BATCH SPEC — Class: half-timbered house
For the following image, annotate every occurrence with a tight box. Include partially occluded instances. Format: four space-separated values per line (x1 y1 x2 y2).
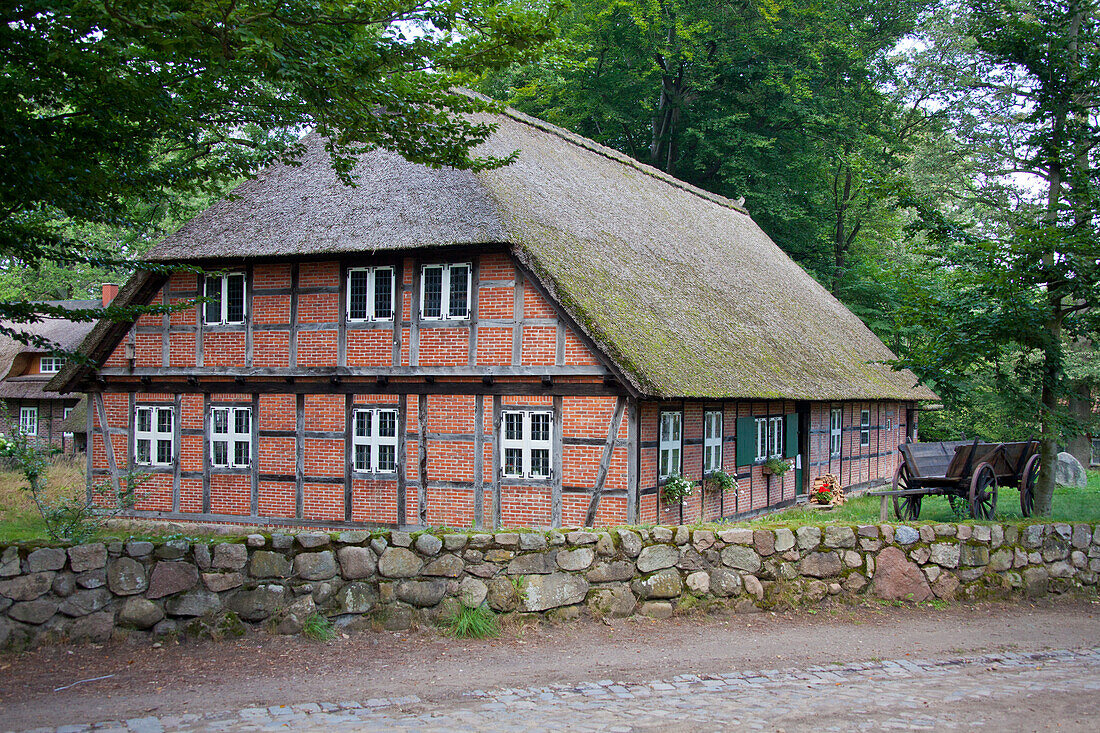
50 104 937 529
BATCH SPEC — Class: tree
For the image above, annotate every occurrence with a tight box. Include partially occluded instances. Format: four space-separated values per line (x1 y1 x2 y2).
1 0 561 347
892 0 1100 513
478 0 926 289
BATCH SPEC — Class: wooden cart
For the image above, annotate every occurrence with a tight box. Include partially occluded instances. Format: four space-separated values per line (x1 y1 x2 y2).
887 439 1040 521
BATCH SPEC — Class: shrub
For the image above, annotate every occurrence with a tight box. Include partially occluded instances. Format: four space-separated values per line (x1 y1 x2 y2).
445 606 499 639
302 612 336 642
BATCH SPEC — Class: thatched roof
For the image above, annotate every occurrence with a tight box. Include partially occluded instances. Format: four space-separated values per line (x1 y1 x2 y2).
55 101 937 402
1 301 97 401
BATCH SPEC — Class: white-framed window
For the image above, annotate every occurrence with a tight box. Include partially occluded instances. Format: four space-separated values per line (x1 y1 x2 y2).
703 410 723 473
755 416 783 461
502 410 553 479
203 272 247 325
39 356 64 373
210 406 252 468
420 263 471 320
347 266 395 322
19 407 37 436
352 408 399 473
860 409 871 447
134 406 174 466
830 408 842 457
658 411 682 479
63 406 74 439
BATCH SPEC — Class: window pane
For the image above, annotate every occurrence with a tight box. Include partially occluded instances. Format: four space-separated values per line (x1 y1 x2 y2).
157 439 172 464
378 410 397 438
504 448 523 476
670 448 680 474
213 441 228 466
137 439 151 464
448 264 469 318
660 416 670 442
671 414 681 440
157 408 172 433
660 450 669 477
348 270 369 320
204 276 221 323
374 268 393 320
504 413 523 441
137 408 151 433
377 445 396 472
225 274 245 323
355 444 370 472
422 266 443 318
234 441 249 466
235 409 250 434
704 446 713 470
355 411 370 437
530 449 550 478
530 413 550 442
212 409 228 434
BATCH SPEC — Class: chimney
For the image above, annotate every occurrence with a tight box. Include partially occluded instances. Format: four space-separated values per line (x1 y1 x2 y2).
101 283 119 307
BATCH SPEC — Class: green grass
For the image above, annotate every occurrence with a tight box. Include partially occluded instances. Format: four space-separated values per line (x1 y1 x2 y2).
444 606 500 638
746 469 1100 528
301 612 337 642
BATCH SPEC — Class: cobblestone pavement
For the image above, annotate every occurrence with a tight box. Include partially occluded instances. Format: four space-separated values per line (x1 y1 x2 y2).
15 646 1100 733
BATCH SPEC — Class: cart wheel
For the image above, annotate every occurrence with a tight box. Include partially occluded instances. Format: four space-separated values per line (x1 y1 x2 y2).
1020 454 1040 517
969 462 998 520
892 465 922 520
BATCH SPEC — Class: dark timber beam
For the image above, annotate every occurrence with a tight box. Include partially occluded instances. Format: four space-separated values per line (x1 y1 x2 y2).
92 392 121 498
584 396 627 527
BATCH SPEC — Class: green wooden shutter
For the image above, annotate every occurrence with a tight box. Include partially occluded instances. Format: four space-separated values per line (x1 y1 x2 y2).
784 413 798 458
736 416 755 467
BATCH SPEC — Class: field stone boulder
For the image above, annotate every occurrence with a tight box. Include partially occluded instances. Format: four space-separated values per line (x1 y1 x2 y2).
68 611 114 643
227 585 288 621
930 543 960 569
107 558 148 596
743 574 764 601
337 546 377 579
522 572 589 611
377 548 423 578
118 598 164 629
422 554 464 578
824 526 856 548
557 548 596 572
165 589 222 617
414 534 443 556
709 568 743 597
27 547 67 573
721 545 762 573
9 599 58 625
203 572 243 593
275 596 317 635
799 551 843 579
58 588 112 617
753 531 776 557
773 528 796 553
155 540 190 560
685 571 710 595
587 560 635 583
396 579 447 608
795 526 822 550
0 572 54 601
146 562 199 599
872 547 932 602
587 584 636 618
52 573 75 598
250 551 291 579
1055 452 1087 488
297 532 330 549
76 569 106 589
636 545 679 573
486 576 519 612
632 568 682 600
212 543 248 570
294 551 338 581
894 526 920 545
507 552 557 575
337 582 377 614
458 577 488 608
125 541 155 557
615 530 643 557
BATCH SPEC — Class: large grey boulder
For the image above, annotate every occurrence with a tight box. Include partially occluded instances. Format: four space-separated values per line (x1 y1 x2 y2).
212 543 248 570
250 551 291 579
146 562 199 599
118 598 165 629
68 543 107 573
27 547 67 572
422 554 464 578
9 599 58 625
556 548 596 571
337 583 378 614
721 545 762 573
632 568 682 600
587 560 636 583
636 545 679 573
709 568 743 597
1056 452 1087 488
587 584 636 618
0 572 54 601
507 552 557 575
293 551 338 581
58 588 113 617
337 546 377 579
798 552 843 578
521 573 589 611
377 548 423 578
227 585 288 621
165 590 222 617
396 579 448 608
107 558 148 596
458 577 488 608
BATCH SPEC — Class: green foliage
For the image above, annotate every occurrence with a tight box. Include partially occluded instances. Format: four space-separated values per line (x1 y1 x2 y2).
1 0 562 343
762 458 791 478
302 612 337 642
705 469 735 494
0 422 142 541
445 606 500 638
661 474 694 505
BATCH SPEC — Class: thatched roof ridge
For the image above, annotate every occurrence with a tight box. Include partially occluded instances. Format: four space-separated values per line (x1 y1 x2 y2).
59 104 936 402
1 300 98 400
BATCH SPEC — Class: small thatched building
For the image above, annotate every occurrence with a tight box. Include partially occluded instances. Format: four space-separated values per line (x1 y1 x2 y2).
51 104 936 529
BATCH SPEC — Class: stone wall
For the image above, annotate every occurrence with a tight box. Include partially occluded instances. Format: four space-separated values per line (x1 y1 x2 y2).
2 521 1098 650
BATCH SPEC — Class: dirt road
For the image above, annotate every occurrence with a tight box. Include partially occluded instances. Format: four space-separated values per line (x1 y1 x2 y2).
1 598 1098 731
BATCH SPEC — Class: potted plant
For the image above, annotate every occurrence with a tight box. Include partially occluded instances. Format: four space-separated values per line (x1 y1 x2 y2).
761 457 791 477
661 474 694 505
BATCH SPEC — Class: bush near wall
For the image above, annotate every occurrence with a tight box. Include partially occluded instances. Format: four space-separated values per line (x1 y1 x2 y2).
1 521 1098 650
